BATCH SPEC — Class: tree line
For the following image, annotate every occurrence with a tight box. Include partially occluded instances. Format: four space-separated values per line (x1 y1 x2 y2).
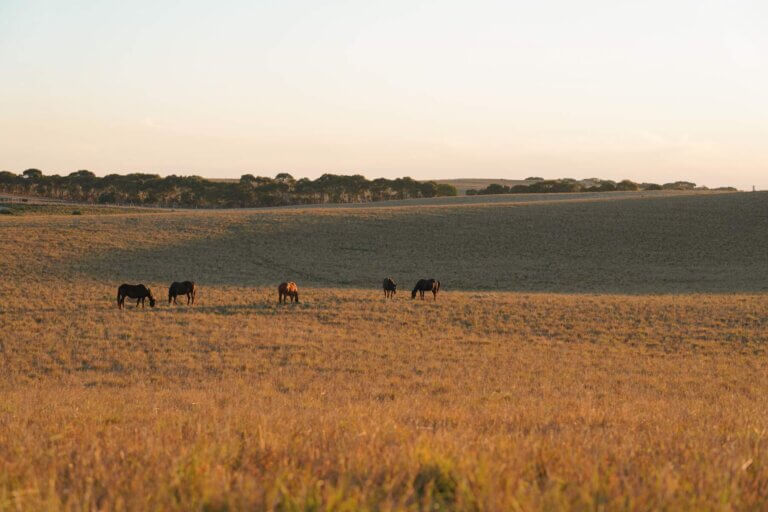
0 169 458 208
465 178 734 196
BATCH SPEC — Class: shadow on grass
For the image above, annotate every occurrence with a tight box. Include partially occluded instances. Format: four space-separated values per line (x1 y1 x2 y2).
63 192 768 294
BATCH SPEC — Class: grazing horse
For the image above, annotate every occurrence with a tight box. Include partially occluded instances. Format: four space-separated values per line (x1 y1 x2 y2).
411 278 441 301
278 282 299 303
117 284 156 309
169 281 196 305
383 277 397 298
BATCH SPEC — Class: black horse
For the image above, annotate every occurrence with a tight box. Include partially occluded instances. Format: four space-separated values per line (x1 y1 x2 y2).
411 279 441 301
383 277 397 298
169 281 196 305
117 284 156 309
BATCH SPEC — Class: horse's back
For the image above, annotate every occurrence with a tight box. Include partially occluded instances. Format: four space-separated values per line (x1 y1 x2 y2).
170 281 195 294
414 279 431 291
119 283 147 296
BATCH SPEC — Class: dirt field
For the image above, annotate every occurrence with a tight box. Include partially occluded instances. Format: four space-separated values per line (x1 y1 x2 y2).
1 191 767 510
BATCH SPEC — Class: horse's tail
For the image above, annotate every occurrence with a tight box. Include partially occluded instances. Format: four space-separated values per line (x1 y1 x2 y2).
117 287 123 308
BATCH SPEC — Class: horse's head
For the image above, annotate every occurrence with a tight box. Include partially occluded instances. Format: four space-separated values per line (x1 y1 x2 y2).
411 288 417 299
392 283 397 294
147 289 156 308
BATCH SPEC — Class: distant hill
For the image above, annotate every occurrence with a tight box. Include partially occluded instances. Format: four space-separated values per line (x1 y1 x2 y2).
433 178 537 195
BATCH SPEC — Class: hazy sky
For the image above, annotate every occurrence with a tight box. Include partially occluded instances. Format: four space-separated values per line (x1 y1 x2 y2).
1 1 766 189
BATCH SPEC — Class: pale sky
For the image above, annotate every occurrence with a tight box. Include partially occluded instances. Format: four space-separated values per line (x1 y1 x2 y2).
1 0 767 189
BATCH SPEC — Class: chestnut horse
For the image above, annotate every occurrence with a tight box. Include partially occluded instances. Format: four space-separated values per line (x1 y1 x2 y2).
411 278 440 301
278 282 299 303
117 284 156 309
383 277 397 298
169 281 196 305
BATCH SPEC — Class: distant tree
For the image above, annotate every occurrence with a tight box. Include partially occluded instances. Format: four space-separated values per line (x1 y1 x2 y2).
525 176 543 181
642 183 663 190
615 180 639 191
663 181 696 190
587 180 617 192
0 171 17 183
97 190 118 204
436 183 458 196
22 169 43 179
275 172 295 183
419 180 439 198
528 180 582 193
69 170 95 178
483 183 508 195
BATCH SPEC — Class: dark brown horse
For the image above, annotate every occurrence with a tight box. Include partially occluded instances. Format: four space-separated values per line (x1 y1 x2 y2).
169 281 196 305
411 279 440 301
278 282 299 303
117 284 156 309
383 277 397 298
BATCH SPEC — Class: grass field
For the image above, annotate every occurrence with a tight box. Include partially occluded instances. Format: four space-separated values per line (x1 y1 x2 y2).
0 202 160 216
1 191 767 510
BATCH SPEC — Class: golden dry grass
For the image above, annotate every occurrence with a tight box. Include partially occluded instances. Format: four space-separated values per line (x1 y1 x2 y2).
1 191 767 510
